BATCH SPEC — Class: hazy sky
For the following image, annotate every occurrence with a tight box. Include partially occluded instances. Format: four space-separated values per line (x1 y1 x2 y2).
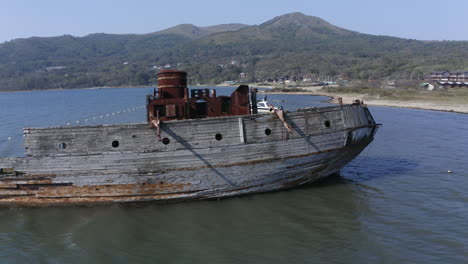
1 0 467 43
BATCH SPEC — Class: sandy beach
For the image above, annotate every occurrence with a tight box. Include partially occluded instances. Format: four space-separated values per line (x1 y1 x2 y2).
258 86 468 114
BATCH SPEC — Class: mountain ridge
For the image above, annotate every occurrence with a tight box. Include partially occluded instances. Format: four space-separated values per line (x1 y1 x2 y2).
0 12 467 91
153 23 249 39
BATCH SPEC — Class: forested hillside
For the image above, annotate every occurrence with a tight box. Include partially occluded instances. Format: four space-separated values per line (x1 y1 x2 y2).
0 12 467 91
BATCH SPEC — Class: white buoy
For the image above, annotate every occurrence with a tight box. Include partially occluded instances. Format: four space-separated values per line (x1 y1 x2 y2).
8 137 12 140
448 170 453 173
67 122 70 126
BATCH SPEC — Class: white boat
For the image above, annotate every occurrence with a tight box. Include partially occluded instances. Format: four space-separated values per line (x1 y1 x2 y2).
256 97 277 114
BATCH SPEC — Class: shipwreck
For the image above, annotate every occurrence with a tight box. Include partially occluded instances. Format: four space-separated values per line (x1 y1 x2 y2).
0 70 379 206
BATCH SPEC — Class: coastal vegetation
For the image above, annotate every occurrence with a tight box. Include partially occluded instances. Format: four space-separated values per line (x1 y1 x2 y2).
0 12 467 92
270 87 308 93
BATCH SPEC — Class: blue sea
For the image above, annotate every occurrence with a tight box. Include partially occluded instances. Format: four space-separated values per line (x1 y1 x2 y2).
0 87 467 263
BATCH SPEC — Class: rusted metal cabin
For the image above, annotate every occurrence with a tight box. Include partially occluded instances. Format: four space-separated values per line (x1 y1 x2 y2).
147 70 250 122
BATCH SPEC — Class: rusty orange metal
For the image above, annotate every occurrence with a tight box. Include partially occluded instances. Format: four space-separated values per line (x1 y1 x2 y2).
157 70 187 99
148 70 250 122
0 182 192 207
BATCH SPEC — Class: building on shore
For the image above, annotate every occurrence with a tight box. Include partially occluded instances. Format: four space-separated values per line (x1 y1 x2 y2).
428 71 468 88
429 71 468 82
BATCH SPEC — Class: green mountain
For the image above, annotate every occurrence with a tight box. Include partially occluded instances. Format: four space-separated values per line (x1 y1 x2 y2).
0 12 467 91
207 12 355 43
155 23 248 39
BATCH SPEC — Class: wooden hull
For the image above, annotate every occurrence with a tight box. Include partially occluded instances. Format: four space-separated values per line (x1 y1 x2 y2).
0 104 378 206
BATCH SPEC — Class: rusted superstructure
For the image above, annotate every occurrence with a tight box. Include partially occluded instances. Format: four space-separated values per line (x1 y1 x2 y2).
147 70 250 122
0 70 379 206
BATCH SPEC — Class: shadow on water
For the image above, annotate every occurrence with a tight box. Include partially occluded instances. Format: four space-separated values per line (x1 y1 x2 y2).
281 155 420 192
342 155 419 183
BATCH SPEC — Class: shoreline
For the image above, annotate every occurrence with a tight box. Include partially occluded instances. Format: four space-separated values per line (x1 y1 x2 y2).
2 84 467 114
0 84 238 94
0 85 156 94
259 87 468 114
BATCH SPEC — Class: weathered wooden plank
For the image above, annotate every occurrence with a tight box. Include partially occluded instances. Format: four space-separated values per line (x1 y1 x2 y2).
0 104 378 206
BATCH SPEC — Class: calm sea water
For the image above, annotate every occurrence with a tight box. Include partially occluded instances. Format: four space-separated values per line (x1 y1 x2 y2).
0 87 467 263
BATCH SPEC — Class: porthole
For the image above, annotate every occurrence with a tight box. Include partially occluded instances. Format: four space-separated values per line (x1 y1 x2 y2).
215 133 222 141
324 121 331 128
58 143 67 150
265 128 272 136
162 137 170 145
112 140 119 148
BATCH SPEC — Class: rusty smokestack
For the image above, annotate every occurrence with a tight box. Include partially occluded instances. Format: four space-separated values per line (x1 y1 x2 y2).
157 70 187 99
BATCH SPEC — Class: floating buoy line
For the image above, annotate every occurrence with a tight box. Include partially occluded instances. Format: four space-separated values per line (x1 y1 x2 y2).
3 104 146 143
62 104 146 127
